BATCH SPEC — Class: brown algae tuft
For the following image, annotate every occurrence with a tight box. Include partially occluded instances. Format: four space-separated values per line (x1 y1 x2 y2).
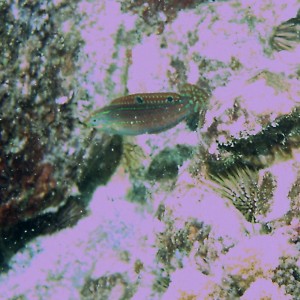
209 167 276 223
270 10 300 51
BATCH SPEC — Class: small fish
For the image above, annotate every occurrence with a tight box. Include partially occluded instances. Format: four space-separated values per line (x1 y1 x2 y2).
85 83 210 135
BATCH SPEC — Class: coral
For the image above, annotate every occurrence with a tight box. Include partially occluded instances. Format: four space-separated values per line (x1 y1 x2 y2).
288 218 300 244
119 0 201 34
209 166 276 223
272 256 300 299
153 218 212 296
156 223 192 268
81 273 138 300
155 217 210 281
288 172 300 219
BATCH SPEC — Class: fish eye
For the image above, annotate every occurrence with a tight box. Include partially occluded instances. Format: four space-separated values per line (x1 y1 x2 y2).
135 96 144 104
166 96 174 102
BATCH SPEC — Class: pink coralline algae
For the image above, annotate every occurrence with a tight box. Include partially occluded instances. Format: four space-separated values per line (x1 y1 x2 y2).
1 0 300 299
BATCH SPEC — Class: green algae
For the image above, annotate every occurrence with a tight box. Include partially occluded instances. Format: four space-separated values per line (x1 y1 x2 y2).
146 145 194 181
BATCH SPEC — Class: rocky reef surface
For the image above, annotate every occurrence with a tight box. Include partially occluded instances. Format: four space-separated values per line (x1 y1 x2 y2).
0 0 299 299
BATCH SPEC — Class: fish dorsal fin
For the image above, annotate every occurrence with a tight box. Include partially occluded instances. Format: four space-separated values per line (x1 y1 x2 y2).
110 92 181 106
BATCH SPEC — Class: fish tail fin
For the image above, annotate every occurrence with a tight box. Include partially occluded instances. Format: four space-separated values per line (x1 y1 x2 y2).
179 82 211 113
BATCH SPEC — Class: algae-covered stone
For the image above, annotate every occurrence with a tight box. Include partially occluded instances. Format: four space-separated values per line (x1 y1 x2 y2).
0 0 121 266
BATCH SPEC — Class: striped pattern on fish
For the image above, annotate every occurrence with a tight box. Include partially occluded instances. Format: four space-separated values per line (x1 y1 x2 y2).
84 83 210 135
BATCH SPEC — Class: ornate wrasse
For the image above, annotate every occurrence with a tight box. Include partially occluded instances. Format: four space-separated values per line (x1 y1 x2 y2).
84 83 210 135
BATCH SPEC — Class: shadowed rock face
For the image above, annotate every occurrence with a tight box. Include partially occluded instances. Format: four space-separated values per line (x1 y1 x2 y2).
0 1 123 267
0 3 69 226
